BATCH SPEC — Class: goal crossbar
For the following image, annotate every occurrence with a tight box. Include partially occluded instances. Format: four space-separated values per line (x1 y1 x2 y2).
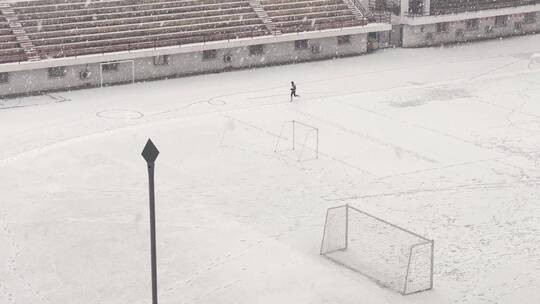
347 204 431 242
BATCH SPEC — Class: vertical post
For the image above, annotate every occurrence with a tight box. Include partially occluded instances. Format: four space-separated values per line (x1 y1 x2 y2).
292 120 295 151
132 60 135 85
316 128 319 159
148 162 158 304
99 63 103 88
142 139 160 304
403 244 415 295
344 204 349 250
430 240 434 290
320 209 330 255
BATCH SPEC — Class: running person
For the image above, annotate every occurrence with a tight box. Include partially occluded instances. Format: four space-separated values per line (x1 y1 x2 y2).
290 81 299 101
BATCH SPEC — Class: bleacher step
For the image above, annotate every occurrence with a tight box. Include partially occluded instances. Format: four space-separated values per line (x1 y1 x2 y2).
0 3 41 61
248 0 282 35
343 0 370 20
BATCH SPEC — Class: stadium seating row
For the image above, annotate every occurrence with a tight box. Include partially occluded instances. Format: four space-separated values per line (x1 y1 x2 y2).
262 0 366 32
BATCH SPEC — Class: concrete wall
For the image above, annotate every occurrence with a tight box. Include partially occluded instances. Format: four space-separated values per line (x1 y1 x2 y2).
401 11 540 47
0 34 367 97
389 25 403 46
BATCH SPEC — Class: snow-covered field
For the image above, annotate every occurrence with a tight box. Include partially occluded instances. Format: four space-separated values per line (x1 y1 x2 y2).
1 35 540 304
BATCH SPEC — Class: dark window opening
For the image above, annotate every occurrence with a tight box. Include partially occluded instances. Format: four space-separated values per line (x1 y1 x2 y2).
0 72 8 84
436 22 449 33
153 55 169 66
249 44 264 56
48 66 66 78
295 40 309 50
524 12 536 24
203 50 217 60
466 19 479 31
495 15 508 27
102 63 119 72
338 35 352 45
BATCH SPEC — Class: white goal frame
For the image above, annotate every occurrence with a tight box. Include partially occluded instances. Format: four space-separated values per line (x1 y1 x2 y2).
99 59 135 87
274 120 319 161
320 204 434 295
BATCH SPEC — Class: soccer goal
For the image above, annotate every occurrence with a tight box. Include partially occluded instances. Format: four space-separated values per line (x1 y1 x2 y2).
274 120 318 161
99 60 135 87
320 204 434 295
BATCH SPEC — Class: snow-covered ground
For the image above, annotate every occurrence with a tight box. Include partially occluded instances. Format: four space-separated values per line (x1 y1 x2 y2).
1 35 540 304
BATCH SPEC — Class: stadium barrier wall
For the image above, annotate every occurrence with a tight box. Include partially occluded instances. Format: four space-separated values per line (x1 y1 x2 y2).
0 34 369 97
400 9 540 47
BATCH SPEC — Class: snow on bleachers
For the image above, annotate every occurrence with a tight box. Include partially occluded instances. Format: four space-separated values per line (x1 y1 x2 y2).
262 0 366 33
0 0 370 62
10 0 268 59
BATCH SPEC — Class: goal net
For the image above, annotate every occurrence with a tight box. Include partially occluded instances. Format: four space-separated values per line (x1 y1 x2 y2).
320 204 434 295
100 60 135 87
274 120 318 161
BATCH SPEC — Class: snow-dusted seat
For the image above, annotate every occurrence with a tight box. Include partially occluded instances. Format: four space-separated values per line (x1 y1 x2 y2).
38 27 266 58
34 24 268 58
31 19 264 46
20 5 254 30
26 13 261 39
266 4 350 16
14 0 251 20
271 10 356 22
0 47 26 63
262 0 365 32
263 0 346 11
278 18 364 33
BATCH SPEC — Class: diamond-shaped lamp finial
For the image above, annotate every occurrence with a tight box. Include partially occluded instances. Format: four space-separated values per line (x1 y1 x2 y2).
142 139 159 163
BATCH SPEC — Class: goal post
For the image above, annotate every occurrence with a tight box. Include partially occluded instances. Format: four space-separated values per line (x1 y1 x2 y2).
320 204 434 295
274 120 319 161
99 59 135 87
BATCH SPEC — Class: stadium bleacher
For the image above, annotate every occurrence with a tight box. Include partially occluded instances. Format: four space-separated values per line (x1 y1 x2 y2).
261 0 367 33
0 0 368 64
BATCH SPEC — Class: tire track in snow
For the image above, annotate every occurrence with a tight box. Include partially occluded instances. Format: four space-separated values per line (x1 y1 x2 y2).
292 108 438 165
325 179 540 202
0 100 288 167
222 114 377 176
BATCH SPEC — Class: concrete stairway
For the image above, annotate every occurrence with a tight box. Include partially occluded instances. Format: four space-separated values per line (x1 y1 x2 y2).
343 0 371 20
0 3 40 61
248 0 281 35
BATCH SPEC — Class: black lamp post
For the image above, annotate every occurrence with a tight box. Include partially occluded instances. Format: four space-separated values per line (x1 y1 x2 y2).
142 139 160 304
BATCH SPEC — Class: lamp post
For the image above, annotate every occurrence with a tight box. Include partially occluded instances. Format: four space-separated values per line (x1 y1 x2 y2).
141 139 160 304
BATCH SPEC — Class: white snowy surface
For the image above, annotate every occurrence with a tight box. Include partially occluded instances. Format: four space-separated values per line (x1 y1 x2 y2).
1 35 540 304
